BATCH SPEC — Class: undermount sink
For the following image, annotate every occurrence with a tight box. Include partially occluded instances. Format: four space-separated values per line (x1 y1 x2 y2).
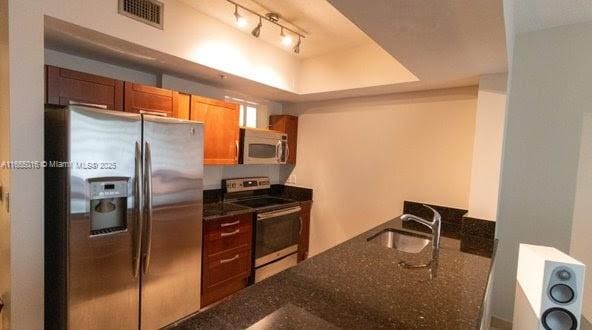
367 228 431 254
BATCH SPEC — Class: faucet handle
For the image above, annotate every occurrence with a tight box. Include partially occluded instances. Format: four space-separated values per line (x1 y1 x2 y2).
422 204 442 223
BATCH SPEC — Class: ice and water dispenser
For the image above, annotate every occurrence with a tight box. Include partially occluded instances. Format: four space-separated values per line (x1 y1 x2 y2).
89 177 129 235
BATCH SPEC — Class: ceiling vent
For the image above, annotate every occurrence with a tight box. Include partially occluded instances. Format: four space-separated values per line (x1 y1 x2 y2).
118 0 164 29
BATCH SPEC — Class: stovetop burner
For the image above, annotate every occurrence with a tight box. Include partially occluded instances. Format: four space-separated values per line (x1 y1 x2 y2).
231 196 296 209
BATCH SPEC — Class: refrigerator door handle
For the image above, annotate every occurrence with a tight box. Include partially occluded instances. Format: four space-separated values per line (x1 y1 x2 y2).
133 142 143 278
143 141 154 274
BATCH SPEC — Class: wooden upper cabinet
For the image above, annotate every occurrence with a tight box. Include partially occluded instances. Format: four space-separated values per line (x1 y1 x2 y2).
190 95 240 165
45 65 124 111
269 115 298 165
175 93 191 120
124 82 178 116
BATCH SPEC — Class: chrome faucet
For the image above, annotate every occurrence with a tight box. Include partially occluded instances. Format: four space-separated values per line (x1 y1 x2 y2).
401 205 442 250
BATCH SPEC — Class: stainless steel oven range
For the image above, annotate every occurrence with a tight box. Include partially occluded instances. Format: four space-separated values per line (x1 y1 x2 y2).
223 177 301 282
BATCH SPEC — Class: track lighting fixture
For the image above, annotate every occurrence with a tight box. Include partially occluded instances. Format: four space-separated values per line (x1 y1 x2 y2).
227 0 305 54
252 17 262 38
233 4 247 28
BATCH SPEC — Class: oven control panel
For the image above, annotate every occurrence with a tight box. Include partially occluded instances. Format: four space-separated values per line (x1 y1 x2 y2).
223 177 271 193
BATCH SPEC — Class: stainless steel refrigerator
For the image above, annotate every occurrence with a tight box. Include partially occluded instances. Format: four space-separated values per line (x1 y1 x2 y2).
45 105 203 329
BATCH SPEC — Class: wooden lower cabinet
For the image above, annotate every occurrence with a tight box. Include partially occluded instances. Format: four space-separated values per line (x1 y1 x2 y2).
297 201 312 262
201 213 253 307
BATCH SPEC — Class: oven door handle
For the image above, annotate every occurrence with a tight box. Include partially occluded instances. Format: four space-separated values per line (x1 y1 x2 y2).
257 206 302 221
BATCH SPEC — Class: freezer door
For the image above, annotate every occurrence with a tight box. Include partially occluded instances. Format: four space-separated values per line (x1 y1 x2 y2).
66 106 142 329
141 115 203 329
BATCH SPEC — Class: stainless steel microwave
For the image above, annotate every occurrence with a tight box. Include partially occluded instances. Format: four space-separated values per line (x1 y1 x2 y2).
239 128 288 164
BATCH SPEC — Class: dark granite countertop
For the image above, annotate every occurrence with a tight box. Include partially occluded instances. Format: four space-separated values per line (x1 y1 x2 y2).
172 217 496 329
202 202 254 221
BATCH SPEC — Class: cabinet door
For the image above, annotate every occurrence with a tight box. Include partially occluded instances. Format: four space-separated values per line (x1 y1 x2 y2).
190 95 240 165
45 65 124 111
124 82 178 116
175 93 191 120
269 115 298 165
297 201 312 262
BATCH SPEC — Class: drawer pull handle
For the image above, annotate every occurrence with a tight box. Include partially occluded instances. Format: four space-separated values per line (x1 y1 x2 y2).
220 220 240 228
220 229 240 237
220 254 240 264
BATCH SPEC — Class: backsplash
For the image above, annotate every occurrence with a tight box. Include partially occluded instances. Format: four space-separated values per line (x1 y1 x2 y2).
203 165 281 189
401 201 496 257
460 216 496 257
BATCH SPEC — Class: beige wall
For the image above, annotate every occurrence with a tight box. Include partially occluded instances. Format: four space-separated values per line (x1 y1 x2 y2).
298 42 418 94
467 73 507 221
283 87 477 255
493 22 592 321
570 113 592 321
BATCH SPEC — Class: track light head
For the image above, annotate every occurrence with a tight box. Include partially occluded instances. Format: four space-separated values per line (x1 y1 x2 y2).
280 27 293 46
293 36 301 54
234 4 247 28
252 17 262 37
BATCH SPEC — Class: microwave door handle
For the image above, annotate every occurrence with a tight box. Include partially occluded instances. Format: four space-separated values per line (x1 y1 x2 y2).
285 144 289 163
133 142 143 278
276 141 281 163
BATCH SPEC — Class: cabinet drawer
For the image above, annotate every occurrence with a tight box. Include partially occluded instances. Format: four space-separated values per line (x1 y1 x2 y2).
203 248 251 288
204 228 251 261
201 276 249 308
204 213 252 241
